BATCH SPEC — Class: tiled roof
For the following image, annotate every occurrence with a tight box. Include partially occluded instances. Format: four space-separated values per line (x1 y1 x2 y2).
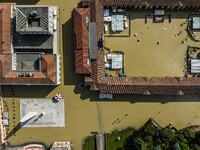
99 77 200 94
83 0 104 87
101 0 200 7
41 55 57 83
0 54 11 81
102 77 200 86
89 0 104 40
74 8 93 74
81 0 200 95
0 5 58 85
0 54 57 85
82 0 200 8
99 85 200 95
89 48 105 90
74 8 90 50
0 5 11 54
75 49 91 74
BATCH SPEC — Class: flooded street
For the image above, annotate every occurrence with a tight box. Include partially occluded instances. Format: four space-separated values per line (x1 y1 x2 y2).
3 85 200 148
2 0 200 149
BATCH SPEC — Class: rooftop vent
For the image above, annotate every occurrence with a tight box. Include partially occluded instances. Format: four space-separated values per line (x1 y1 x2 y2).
29 11 38 18
26 72 32 77
18 73 25 77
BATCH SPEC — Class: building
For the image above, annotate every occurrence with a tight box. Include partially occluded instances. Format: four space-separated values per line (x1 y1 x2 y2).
74 0 200 95
0 5 61 85
50 142 71 150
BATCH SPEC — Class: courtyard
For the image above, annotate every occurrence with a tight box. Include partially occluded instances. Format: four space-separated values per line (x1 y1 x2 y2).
105 10 200 77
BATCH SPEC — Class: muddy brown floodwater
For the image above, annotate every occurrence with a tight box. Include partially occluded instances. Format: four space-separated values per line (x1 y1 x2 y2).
2 1 200 149
105 10 200 77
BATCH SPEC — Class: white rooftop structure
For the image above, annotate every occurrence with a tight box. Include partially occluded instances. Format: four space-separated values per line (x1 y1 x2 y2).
106 54 123 69
51 142 71 150
111 54 123 69
20 99 65 127
193 17 200 29
154 10 165 15
112 15 124 32
191 59 200 73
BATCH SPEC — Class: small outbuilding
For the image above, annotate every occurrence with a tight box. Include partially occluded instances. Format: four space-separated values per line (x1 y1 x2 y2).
193 17 200 30
191 59 200 73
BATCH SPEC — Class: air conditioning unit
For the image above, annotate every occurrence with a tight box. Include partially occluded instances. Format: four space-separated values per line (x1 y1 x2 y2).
18 73 25 77
26 73 32 77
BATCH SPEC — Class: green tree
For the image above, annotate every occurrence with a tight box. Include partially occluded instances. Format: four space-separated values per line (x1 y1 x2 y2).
134 137 148 150
155 138 162 145
183 129 195 142
190 143 200 150
154 145 162 150
144 135 154 149
175 134 188 144
143 125 156 137
179 142 189 150
172 142 181 150
160 127 174 143
144 135 153 143
194 131 200 144
175 134 189 150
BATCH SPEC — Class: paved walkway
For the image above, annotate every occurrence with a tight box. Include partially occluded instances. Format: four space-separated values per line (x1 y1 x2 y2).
96 133 105 150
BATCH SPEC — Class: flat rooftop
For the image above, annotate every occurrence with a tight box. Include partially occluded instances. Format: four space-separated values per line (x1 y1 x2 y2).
20 99 65 127
104 10 200 77
13 34 53 49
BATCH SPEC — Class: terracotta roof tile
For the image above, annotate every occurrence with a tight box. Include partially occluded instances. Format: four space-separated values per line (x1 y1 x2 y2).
0 54 11 81
84 76 93 85
100 0 200 7
89 0 104 40
98 77 200 94
74 8 90 50
102 77 200 86
0 54 57 85
0 5 11 54
0 5 58 85
89 48 105 86
41 55 57 83
81 0 200 95
74 8 94 74
75 49 91 74
99 85 200 95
